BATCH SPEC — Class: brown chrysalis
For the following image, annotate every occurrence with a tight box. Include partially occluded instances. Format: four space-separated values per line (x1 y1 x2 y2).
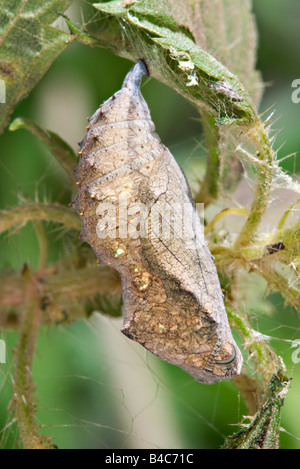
71 60 243 384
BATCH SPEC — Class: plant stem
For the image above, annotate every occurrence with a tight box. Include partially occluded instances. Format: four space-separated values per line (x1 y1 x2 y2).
223 371 289 449
0 265 122 330
33 221 48 270
227 306 280 385
194 112 219 205
13 267 54 449
234 122 275 249
0 202 81 235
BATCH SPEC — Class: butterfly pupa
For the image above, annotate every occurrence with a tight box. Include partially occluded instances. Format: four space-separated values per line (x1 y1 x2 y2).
72 60 243 384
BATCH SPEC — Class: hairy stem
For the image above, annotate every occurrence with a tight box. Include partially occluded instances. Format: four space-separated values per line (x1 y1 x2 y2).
33 221 49 270
0 203 81 235
223 371 289 449
0 265 121 330
227 306 281 386
12 267 53 449
234 122 275 249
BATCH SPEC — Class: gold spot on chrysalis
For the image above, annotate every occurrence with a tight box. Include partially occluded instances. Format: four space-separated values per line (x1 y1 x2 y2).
137 281 149 291
157 324 166 334
112 243 127 258
134 272 151 291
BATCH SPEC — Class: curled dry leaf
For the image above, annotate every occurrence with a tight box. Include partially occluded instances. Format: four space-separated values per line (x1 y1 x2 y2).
71 61 243 384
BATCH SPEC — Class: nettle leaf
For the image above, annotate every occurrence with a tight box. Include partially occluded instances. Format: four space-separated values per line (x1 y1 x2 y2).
0 0 74 134
92 0 258 124
223 371 290 449
160 0 263 106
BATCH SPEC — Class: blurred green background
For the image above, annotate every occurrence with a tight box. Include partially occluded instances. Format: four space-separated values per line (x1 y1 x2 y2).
1 0 300 449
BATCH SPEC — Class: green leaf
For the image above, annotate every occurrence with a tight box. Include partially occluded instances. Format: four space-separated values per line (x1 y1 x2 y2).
159 0 263 106
92 0 258 124
0 0 74 135
223 372 290 449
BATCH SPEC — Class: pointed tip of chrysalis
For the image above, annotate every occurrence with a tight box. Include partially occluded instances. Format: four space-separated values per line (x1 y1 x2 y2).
136 59 149 77
122 59 149 94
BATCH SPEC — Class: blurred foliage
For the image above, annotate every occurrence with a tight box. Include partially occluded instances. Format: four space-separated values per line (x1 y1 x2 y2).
0 0 300 449
0 0 74 133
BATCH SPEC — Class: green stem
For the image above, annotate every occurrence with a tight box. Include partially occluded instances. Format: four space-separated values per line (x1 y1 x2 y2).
252 263 300 310
194 112 219 205
33 221 49 270
223 371 289 449
234 122 275 249
0 265 121 330
13 267 54 449
227 306 281 384
0 203 81 235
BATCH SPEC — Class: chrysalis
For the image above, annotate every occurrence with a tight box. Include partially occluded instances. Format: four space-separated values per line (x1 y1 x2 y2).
72 60 243 384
